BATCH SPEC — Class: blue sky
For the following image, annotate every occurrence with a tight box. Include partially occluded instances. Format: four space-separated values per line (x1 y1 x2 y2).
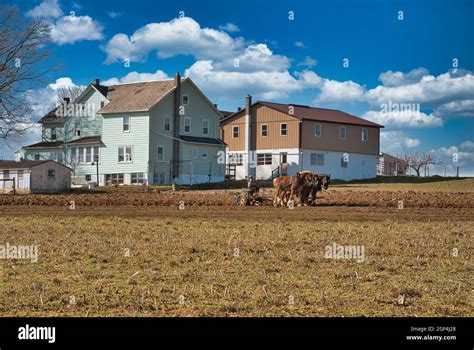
3 0 474 175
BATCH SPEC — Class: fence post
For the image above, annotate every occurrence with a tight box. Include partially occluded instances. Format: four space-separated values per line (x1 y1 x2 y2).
12 177 16 195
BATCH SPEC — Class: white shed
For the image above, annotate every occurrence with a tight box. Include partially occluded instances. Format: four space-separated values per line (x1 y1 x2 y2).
0 160 71 194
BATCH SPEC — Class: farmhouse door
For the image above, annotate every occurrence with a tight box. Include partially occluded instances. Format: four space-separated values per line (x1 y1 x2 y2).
280 153 288 176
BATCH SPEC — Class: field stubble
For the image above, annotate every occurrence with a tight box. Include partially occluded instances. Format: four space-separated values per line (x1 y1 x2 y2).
0 203 472 317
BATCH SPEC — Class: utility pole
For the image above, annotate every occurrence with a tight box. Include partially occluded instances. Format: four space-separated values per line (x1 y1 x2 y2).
92 154 99 186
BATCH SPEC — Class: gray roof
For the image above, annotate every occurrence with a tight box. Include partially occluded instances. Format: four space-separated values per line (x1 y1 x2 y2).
179 135 226 146
0 160 55 169
98 79 184 114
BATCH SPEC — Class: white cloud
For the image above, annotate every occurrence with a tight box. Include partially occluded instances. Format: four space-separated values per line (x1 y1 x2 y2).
48 77 78 90
315 79 365 105
433 99 474 118
378 67 429 87
460 140 474 151
27 77 82 119
294 41 306 48
380 131 421 155
362 109 443 128
430 142 474 167
26 0 63 18
107 11 122 19
104 17 245 63
366 70 474 108
214 44 291 72
26 1 104 45
185 61 318 102
51 15 104 45
297 56 317 67
102 70 170 85
218 23 240 32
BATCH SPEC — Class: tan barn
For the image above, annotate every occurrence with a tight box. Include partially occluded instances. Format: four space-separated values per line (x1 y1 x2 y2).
0 160 71 194
221 96 383 180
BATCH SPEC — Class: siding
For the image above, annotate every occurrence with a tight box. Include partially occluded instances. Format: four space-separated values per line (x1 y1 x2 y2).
221 105 300 151
24 148 64 163
42 124 64 142
301 121 379 155
221 113 246 151
29 162 71 193
63 88 106 142
100 112 150 174
148 79 224 184
253 105 300 150
179 80 222 138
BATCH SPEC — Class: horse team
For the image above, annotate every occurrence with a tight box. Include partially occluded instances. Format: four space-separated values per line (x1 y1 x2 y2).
272 171 330 207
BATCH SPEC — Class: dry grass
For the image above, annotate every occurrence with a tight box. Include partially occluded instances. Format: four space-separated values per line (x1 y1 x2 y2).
331 178 474 192
0 205 472 317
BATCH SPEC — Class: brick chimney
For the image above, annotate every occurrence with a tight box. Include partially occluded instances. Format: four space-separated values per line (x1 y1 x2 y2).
172 72 181 183
244 94 255 178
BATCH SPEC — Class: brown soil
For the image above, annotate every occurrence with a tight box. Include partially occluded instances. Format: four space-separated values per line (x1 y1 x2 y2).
0 189 472 208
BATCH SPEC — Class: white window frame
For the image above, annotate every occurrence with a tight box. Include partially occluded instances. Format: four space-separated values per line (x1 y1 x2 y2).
229 153 243 166
202 119 209 136
315 123 321 137
184 117 191 134
339 126 346 140
182 94 189 106
261 124 268 137
78 147 85 163
280 123 288 136
164 115 171 132
71 146 99 165
131 172 145 184
191 147 199 159
85 147 92 163
361 128 368 141
257 153 272 165
118 145 133 163
310 153 324 166
123 116 130 132
232 125 240 139
157 146 164 161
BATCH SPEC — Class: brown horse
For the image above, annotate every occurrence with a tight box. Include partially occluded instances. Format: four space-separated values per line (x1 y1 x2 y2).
273 171 315 206
309 174 331 204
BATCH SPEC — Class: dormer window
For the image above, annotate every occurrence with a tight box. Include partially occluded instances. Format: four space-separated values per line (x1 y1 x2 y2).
75 121 81 136
182 95 189 106
51 127 57 141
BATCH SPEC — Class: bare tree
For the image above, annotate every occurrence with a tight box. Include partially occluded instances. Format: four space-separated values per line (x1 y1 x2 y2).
0 5 54 140
56 85 85 105
402 149 439 176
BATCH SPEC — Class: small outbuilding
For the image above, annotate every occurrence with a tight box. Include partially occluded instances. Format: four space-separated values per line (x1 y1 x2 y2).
0 160 71 194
